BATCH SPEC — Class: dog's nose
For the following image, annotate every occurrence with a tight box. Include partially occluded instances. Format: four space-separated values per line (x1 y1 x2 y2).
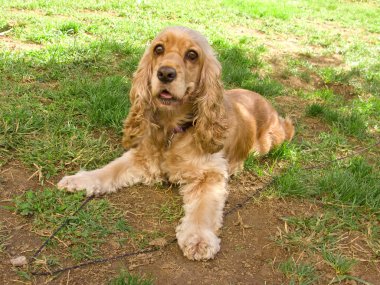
157 66 177 83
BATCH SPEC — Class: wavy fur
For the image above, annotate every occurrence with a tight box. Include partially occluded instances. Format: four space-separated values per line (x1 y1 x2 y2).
58 27 294 261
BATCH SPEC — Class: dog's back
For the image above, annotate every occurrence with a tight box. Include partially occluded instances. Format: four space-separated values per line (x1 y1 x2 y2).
223 89 294 173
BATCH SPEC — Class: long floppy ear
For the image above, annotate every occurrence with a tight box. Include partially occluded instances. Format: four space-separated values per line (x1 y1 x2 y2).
122 48 155 149
193 51 227 154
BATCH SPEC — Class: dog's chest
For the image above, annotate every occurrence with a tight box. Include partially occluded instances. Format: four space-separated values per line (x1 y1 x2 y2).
158 131 200 184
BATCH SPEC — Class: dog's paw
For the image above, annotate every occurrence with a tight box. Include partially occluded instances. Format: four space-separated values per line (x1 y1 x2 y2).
176 229 220 261
57 171 109 196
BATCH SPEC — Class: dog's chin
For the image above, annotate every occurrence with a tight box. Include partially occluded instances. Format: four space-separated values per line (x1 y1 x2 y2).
156 90 183 108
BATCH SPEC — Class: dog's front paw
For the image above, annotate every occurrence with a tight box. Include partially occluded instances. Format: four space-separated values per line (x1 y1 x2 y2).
176 229 220 261
57 171 108 196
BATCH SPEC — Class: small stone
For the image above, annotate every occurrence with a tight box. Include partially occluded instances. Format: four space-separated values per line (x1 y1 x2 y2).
10 256 28 267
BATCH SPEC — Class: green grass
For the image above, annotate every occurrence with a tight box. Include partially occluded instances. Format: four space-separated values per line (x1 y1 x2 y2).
223 0 380 33
321 249 357 276
279 258 318 285
276 157 380 209
109 270 153 285
306 103 367 138
0 0 379 283
14 189 120 260
275 157 380 282
244 142 297 174
158 199 183 223
13 189 161 261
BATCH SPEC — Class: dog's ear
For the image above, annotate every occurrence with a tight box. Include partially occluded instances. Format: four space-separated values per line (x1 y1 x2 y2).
122 48 154 149
193 50 227 154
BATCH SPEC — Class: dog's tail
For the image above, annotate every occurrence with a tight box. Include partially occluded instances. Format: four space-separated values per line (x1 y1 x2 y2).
280 116 295 141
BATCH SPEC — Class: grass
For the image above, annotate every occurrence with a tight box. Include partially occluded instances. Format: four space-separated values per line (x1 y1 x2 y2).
321 249 357 276
13 188 162 261
275 157 380 282
14 189 119 260
109 270 153 285
275 157 380 209
0 0 379 283
279 258 318 285
306 103 367 138
158 199 183 223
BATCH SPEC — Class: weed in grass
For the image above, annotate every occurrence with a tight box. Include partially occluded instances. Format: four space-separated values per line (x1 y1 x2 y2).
284 58 313 83
244 153 259 171
109 270 153 285
159 200 183 223
16 270 31 281
321 248 357 276
305 103 324 117
279 258 318 285
0 22 12 33
59 21 81 35
114 218 133 233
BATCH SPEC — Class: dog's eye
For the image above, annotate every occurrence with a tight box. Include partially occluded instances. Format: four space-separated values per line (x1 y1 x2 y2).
154 44 164 55
186 50 198 61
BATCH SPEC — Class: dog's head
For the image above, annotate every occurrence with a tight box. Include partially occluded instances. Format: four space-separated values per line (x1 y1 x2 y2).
123 27 226 153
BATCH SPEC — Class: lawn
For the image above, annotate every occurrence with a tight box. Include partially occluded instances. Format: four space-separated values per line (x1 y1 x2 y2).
0 0 379 284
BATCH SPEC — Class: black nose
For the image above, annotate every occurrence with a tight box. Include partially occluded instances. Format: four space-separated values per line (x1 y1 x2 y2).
157 66 177 83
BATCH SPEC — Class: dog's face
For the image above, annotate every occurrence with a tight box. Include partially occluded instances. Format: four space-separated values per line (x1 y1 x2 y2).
124 27 226 152
149 29 204 109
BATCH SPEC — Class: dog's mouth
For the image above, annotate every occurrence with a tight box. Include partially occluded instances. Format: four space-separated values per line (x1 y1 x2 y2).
158 90 179 106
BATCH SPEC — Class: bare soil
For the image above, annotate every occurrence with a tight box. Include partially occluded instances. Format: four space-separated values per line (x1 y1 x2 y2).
1 161 379 284
0 163 304 285
0 36 43 51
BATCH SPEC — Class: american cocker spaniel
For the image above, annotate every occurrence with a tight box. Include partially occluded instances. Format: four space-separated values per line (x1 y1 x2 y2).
58 27 294 260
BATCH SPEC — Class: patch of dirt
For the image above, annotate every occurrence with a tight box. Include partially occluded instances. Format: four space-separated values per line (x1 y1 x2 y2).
0 36 43 51
0 162 40 199
327 83 357 99
273 95 308 119
269 56 319 92
1 145 379 284
0 163 42 285
34 183 314 285
302 54 343 67
0 160 303 284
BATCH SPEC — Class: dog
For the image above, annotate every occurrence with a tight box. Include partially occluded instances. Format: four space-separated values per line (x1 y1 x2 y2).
58 26 294 261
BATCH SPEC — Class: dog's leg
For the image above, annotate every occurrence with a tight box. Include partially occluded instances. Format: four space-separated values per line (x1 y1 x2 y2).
176 170 228 260
57 149 159 196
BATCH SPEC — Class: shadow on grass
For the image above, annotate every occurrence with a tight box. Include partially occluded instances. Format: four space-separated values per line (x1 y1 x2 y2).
214 38 284 97
0 36 285 178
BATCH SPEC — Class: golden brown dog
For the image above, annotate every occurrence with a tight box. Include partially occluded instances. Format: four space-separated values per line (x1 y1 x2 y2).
58 26 294 260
